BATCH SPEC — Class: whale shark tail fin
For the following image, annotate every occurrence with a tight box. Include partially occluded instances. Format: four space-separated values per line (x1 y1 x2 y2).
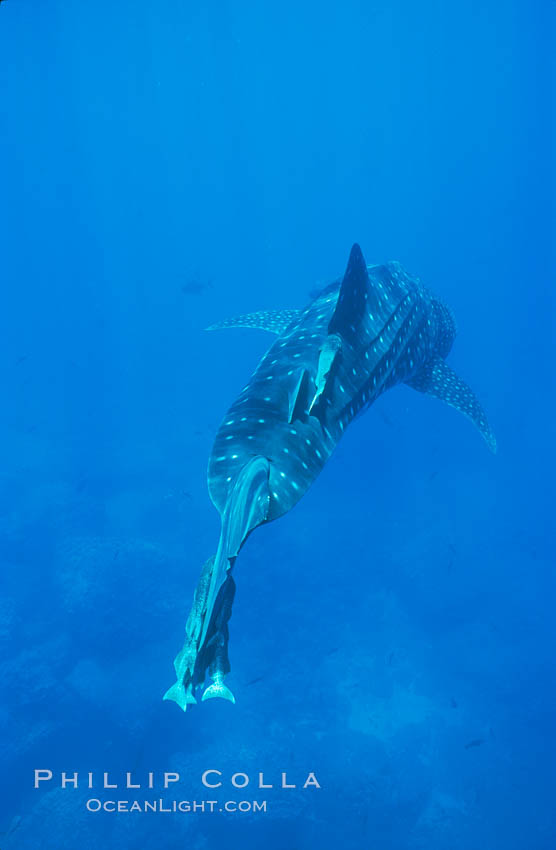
201 680 236 704
164 458 270 714
162 681 197 711
201 455 271 647
406 355 497 453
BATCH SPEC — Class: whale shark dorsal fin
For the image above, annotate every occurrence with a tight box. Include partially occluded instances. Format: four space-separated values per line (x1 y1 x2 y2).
406 356 497 453
206 309 301 335
329 243 370 344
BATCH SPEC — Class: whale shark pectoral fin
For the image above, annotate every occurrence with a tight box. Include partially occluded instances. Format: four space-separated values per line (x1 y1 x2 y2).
406 356 497 453
206 309 301 335
329 243 370 344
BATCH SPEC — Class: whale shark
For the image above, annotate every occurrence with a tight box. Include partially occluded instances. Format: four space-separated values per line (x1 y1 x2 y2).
164 243 496 711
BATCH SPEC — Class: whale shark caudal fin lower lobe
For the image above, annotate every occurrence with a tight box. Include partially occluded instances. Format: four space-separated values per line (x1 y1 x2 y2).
206 309 302 335
406 355 497 453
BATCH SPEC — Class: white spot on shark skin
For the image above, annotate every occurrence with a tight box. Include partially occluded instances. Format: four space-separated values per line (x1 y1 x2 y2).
231 454 238 459
225 435 234 440
226 419 235 425
258 419 265 423
240 416 247 421
216 456 227 462
247 435 254 440
302 461 308 469
305 438 311 446
291 481 299 490
290 428 297 435
283 447 289 454
266 375 274 380
280 471 286 478
226 476 232 482
315 449 322 458
273 491 279 499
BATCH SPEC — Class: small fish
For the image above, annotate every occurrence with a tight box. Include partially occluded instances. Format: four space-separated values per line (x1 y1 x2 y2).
180 278 213 296
245 675 264 686
15 354 28 366
464 738 485 749
378 410 394 428
450 696 458 708
75 476 89 493
324 646 339 656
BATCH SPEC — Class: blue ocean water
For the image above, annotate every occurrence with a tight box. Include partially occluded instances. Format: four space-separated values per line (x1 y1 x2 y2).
0 1 554 847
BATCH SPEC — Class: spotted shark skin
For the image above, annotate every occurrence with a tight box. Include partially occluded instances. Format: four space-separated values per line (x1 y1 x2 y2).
164 243 496 711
